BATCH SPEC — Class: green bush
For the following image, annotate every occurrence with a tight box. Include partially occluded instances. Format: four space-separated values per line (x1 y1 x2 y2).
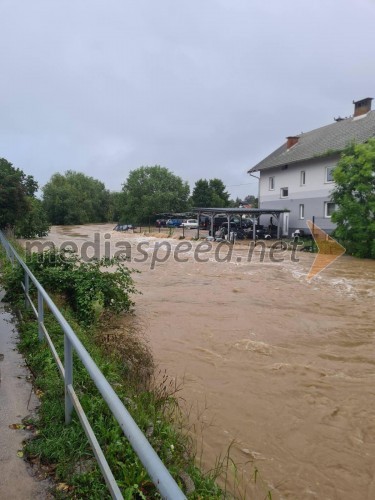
24 249 138 325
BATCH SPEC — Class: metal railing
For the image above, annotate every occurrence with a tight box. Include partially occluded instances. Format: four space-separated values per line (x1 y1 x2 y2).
0 231 186 500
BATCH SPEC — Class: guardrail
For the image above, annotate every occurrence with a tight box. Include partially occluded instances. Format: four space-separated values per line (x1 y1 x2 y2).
0 231 186 500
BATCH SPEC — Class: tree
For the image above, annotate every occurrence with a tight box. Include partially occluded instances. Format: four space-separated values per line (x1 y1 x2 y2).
331 139 375 258
243 194 258 208
0 158 49 237
108 191 125 222
121 166 190 223
15 197 50 238
208 178 230 207
42 171 110 225
190 178 230 207
0 158 34 228
190 179 211 207
229 194 259 207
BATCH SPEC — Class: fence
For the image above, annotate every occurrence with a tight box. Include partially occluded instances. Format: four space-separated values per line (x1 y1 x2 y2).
0 231 186 500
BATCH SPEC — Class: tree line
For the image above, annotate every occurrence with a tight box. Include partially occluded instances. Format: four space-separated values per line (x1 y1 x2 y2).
0 159 258 236
3 141 373 259
0 158 50 237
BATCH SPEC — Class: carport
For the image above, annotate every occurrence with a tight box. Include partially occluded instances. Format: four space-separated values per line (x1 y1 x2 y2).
192 207 289 241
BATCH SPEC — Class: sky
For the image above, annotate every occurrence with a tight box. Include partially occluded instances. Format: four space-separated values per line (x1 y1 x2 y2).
1 0 375 200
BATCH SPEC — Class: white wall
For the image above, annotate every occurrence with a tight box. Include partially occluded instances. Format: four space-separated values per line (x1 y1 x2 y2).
259 155 339 204
257 155 340 234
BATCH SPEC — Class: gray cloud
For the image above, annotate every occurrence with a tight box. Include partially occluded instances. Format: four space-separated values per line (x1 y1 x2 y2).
1 0 375 200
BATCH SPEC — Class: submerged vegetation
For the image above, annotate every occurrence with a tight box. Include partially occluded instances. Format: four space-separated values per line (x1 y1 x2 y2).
0 243 224 498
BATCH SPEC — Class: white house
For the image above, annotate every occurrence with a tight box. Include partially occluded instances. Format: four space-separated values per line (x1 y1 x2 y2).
248 98 375 235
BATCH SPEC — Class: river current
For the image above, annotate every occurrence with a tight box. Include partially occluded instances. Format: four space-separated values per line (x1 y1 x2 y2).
38 225 375 499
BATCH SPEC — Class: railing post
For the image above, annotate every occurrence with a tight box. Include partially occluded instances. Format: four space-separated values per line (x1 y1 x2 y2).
64 334 73 424
24 272 30 309
37 290 44 341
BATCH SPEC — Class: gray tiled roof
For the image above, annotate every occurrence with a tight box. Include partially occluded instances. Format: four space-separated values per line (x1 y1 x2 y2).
249 110 375 172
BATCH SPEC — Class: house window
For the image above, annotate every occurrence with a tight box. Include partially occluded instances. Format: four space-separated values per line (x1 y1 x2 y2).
324 202 336 218
300 171 306 185
326 166 335 182
299 204 305 219
269 176 275 190
280 187 288 198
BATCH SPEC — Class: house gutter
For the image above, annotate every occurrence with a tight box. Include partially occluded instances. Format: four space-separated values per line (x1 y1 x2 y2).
249 171 260 208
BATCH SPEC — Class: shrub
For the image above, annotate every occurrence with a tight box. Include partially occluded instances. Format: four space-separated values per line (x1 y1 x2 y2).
24 249 138 325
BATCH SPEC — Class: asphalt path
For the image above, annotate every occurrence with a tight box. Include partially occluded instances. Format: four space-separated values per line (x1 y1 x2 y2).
0 290 50 499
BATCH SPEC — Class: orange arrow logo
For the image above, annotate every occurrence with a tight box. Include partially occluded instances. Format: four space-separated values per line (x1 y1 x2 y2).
306 221 346 280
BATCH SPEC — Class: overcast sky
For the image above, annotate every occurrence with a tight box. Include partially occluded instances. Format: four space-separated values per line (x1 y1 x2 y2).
1 0 375 200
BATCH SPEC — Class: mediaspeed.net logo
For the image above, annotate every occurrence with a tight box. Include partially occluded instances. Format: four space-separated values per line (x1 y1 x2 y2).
305 220 346 280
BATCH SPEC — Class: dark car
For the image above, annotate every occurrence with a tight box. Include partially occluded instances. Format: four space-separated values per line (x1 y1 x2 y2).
209 217 242 235
240 219 253 229
208 216 229 235
264 225 279 239
244 224 279 240
114 224 135 231
198 216 210 229
216 222 246 240
220 222 239 233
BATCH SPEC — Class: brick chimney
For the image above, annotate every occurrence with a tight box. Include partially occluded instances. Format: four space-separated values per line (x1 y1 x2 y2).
286 136 299 149
353 97 373 117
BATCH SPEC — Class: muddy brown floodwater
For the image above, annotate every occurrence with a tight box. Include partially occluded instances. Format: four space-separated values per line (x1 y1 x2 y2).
34 225 375 499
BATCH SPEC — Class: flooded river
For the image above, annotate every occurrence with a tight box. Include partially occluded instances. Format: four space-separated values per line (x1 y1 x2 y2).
35 225 375 499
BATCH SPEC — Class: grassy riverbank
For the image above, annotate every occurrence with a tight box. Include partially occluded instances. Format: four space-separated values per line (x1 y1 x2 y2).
0 242 223 499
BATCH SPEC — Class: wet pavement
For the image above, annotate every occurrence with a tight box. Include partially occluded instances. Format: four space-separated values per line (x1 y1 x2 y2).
0 290 50 499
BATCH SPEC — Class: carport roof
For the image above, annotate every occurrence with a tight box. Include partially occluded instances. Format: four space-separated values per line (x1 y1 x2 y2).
192 207 288 216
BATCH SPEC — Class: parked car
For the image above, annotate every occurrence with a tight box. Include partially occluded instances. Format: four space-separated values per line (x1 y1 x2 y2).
198 215 210 229
240 218 253 229
216 222 246 240
244 224 279 240
264 225 279 239
113 224 135 231
209 216 229 234
156 219 167 227
208 217 241 235
166 218 183 227
180 219 198 229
